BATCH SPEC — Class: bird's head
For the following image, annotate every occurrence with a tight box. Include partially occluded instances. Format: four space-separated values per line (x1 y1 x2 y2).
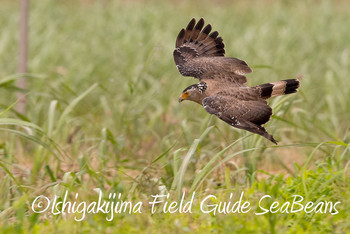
178 82 207 104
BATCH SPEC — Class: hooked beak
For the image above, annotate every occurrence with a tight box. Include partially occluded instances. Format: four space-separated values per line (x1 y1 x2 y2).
178 97 184 103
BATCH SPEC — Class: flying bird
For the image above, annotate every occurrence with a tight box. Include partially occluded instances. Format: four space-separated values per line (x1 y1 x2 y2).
173 18 300 144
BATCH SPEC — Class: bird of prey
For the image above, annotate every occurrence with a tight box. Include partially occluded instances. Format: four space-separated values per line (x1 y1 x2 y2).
174 18 300 144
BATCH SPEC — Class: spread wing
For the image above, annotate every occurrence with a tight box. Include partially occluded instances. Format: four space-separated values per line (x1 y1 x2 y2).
173 18 252 86
202 91 277 144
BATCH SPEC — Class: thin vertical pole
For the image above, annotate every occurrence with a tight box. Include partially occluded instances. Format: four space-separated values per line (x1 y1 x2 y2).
17 0 29 114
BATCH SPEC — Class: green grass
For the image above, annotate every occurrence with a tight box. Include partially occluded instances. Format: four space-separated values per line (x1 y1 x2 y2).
0 0 349 232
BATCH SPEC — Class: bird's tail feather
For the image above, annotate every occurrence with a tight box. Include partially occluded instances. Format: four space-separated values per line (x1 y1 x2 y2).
256 78 300 99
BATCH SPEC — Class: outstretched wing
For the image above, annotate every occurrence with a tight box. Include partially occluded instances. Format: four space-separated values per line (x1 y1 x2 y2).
202 93 277 144
173 18 252 85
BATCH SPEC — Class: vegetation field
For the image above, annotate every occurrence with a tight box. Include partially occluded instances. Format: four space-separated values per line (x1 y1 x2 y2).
0 0 349 232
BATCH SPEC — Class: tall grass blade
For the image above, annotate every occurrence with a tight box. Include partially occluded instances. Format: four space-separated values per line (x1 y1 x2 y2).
56 83 98 131
172 126 214 198
190 143 257 193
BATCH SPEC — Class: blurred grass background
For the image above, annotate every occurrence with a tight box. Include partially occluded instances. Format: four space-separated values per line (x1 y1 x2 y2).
0 0 349 232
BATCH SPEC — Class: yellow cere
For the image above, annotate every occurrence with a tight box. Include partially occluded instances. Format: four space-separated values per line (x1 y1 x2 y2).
180 92 189 100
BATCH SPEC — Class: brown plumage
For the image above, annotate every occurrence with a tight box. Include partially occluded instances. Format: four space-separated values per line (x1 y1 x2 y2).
174 18 300 144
